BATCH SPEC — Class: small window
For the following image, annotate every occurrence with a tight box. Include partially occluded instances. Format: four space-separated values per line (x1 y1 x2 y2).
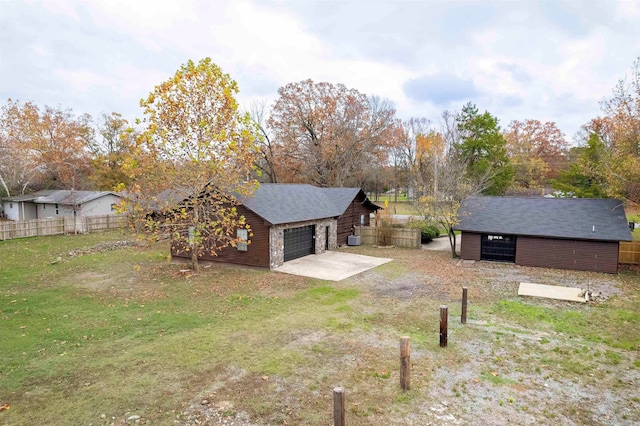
111 203 117 211
237 229 248 251
9 203 13 209
55 203 58 209
360 214 365 226
43 204 46 210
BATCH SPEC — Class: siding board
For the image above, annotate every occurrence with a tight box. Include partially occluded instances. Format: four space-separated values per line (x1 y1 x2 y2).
461 232 620 273
171 205 271 268
516 236 619 274
337 194 374 246
460 232 481 261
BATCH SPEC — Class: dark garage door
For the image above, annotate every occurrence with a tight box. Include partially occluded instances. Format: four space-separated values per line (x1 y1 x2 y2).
284 226 315 262
481 234 516 262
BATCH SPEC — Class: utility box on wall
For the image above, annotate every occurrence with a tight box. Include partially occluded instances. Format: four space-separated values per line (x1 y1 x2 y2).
348 235 361 246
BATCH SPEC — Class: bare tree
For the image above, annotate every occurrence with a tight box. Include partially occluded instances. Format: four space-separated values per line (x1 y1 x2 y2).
249 100 279 183
419 154 487 257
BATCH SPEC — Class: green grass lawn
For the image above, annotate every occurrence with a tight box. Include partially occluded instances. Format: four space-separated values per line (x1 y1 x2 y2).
368 193 410 203
1 231 639 425
372 201 418 215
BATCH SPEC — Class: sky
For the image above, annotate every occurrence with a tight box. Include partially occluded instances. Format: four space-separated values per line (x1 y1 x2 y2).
1 0 639 142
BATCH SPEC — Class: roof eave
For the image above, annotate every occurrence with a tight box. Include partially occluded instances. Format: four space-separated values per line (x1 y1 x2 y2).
456 228 632 242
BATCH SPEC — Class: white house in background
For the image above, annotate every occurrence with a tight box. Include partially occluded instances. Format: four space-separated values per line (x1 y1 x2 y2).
1 190 122 221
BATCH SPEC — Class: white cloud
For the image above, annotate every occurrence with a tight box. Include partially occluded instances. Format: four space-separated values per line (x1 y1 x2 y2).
1 0 638 140
53 69 110 93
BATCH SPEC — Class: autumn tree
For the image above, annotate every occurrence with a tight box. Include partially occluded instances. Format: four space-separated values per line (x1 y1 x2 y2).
410 110 486 257
89 112 137 190
597 58 640 203
455 102 513 195
504 119 568 191
394 117 446 200
552 133 608 198
268 80 398 187
0 99 93 196
418 152 485 258
124 58 260 271
561 58 640 203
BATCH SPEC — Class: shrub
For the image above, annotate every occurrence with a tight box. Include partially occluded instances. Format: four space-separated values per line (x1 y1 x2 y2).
407 221 440 243
377 219 394 246
421 224 440 243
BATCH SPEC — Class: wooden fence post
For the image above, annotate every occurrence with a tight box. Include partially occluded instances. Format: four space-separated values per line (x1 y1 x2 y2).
440 305 448 347
461 287 468 324
333 387 345 426
400 336 411 390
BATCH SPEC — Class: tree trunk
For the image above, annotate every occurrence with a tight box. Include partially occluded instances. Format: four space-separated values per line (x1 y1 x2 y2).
448 228 459 258
0 173 10 198
191 209 200 272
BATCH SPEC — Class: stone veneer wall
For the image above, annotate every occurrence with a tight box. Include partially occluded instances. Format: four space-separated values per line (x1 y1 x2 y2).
269 218 337 269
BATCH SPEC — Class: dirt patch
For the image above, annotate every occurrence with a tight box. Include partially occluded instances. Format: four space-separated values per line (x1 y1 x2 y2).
174 248 638 425
72 271 115 290
354 271 459 301
67 240 145 257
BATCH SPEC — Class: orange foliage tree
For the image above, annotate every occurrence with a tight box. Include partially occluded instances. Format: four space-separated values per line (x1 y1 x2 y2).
268 80 398 187
123 58 260 271
0 99 93 196
504 119 568 191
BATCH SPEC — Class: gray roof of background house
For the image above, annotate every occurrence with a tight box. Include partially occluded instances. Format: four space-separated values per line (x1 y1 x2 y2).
1 190 58 202
455 196 632 242
2 190 121 205
239 184 379 225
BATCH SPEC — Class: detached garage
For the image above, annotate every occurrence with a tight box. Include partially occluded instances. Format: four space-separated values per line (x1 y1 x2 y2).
455 196 633 273
171 184 380 269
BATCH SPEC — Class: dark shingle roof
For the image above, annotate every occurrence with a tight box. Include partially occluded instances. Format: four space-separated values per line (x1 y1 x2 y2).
321 187 380 215
239 184 379 225
455 196 632 242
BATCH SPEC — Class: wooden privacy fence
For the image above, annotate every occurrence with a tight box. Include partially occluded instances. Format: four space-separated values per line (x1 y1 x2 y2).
619 241 640 264
355 226 421 249
0 215 126 241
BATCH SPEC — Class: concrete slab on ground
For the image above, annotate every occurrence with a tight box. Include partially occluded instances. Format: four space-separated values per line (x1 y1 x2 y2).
422 235 460 252
273 251 392 282
518 282 586 303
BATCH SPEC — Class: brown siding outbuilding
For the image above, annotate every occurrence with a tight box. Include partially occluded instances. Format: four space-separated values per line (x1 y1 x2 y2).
454 196 632 274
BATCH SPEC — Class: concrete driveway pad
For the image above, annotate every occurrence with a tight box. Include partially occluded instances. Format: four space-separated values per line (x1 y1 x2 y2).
274 251 392 281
